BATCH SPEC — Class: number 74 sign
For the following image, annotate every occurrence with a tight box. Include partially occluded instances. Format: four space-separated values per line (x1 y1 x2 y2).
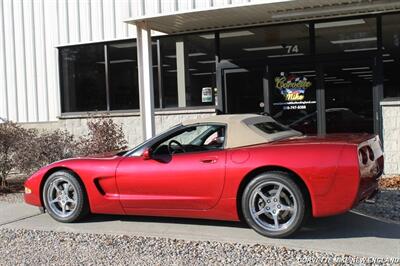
285 44 299 54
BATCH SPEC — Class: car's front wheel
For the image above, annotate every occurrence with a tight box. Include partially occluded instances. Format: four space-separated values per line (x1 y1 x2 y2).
43 170 89 223
242 171 306 238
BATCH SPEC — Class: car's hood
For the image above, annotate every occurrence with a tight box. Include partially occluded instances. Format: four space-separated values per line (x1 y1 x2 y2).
26 150 125 188
38 151 124 170
79 150 125 159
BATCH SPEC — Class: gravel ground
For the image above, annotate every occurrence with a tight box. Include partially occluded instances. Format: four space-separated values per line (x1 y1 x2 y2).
0 174 397 264
0 192 24 203
0 190 398 265
0 228 397 266
355 189 400 223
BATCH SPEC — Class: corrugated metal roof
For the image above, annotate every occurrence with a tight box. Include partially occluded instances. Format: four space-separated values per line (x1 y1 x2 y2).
124 0 400 34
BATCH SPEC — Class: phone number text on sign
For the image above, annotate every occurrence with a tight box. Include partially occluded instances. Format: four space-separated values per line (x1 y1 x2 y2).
283 105 306 110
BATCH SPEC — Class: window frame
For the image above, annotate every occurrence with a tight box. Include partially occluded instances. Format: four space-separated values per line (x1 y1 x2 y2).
58 12 400 117
58 43 108 113
150 123 227 156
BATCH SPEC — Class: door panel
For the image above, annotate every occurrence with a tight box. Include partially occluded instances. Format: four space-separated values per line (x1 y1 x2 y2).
116 149 226 210
224 68 264 114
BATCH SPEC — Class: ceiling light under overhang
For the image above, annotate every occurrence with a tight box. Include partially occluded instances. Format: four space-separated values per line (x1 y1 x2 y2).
331 37 377 44
165 52 206 58
243 45 283 51
109 43 136 48
289 70 316 74
351 71 372 74
192 72 215 76
344 47 377 52
342 67 370 71
152 64 171 68
96 59 135 64
268 53 304 58
333 81 352 84
198 60 216 64
313 19 365 29
325 78 345 82
200 31 254 39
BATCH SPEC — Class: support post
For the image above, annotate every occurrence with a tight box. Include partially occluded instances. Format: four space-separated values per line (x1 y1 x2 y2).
136 21 155 140
176 41 187 108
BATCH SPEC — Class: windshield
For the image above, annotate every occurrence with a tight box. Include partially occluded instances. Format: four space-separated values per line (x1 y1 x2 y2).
125 124 182 156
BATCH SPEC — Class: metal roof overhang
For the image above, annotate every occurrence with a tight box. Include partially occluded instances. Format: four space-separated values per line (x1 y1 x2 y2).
124 0 400 34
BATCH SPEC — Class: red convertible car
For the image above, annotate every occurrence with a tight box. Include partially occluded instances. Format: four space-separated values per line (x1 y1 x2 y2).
24 114 383 238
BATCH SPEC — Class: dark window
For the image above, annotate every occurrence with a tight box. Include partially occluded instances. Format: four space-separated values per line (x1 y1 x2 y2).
60 34 216 113
220 24 310 63
158 33 216 108
323 62 373 133
382 14 400 98
108 42 139 110
315 18 377 54
60 44 107 112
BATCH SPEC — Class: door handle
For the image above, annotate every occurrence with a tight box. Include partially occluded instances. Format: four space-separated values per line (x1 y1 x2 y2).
200 157 218 164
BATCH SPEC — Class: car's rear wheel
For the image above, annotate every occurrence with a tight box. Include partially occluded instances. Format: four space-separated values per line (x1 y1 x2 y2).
242 171 306 238
43 170 89 223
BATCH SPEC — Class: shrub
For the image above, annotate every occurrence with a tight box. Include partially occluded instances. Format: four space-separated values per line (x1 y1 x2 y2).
76 116 128 156
0 116 128 189
15 129 76 176
0 121 30 189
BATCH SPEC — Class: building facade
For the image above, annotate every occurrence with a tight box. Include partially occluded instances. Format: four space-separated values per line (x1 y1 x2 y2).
1 0 400 173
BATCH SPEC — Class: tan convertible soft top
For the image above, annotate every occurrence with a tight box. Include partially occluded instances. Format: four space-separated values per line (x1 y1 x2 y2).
183 114 302 149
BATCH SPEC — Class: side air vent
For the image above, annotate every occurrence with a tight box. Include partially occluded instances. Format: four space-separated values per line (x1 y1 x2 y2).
93 179 106 195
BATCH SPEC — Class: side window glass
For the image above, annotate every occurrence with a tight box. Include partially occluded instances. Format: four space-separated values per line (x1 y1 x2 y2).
152 125 225 156
204 132 218 145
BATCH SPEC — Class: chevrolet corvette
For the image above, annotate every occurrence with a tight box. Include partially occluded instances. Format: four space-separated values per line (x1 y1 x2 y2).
24 114 383 238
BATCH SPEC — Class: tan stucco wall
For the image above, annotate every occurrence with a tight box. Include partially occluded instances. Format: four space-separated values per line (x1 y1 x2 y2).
381 99 400 175
20 109 216 147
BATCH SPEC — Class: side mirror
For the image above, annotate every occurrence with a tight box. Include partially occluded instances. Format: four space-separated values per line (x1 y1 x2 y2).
142 148 152 160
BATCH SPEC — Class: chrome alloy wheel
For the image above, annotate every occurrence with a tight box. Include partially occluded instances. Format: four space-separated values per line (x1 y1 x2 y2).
249 181 297 232
46 177 78 218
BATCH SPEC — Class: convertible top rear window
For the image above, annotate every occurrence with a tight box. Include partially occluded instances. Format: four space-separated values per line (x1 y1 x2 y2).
253 122 289 134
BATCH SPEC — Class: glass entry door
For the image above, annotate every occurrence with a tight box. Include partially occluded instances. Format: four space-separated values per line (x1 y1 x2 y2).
268 64 318 134
323 61 374 134
268 59 375 135
223 68 265 114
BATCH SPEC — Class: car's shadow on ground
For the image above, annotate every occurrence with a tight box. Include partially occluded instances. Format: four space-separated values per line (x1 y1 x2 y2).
294 212 400 240
80 213 248 228
76 211 400 240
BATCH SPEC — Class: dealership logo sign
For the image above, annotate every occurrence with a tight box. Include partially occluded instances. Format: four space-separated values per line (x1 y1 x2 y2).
275 72 312 101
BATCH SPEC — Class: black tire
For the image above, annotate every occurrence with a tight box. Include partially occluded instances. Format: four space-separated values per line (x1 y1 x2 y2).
43 170 89 223
242 171 306 238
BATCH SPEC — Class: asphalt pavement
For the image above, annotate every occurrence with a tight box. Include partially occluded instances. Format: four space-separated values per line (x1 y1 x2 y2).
0 202 399 259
